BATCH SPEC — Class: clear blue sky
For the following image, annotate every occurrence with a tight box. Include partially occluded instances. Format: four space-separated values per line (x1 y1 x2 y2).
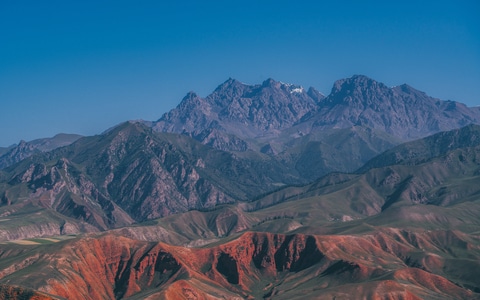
1 0 479 146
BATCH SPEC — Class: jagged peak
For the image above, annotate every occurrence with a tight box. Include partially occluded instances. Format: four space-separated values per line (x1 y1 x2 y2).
101 120 150 137
351 74 376 81
262 77 278 85
213 77 246 92
183 91 200 100
224 77 243 84
392 83 428 97
332 76 429 100
307 87 325 103
307 86 323 95
173 91 204 111
324 75 391 106
261 78 286 90
261 78 307 95
336 74 374 83
331 74 387 93
212 77 309 99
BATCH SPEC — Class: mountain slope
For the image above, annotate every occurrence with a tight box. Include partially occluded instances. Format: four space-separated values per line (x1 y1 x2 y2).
0 284 58 300
359 124 480 172
1 76 479 237
123 125 480 245
0 122 301 238
0 146 14 157
0 133 82 170
274 126 399 180
246 125 480 222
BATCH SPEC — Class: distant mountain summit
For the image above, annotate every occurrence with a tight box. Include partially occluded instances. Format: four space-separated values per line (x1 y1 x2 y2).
154 75 480 144
309 75 479 139
149 75 480 178
0 133 82 170
153 78 324 140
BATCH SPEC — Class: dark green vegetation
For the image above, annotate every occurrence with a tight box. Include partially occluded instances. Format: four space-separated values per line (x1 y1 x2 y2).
0 76 479 299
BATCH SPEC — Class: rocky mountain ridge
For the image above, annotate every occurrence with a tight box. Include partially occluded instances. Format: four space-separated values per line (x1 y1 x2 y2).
151 75 480 179
311 75 479 139
153 78 324 139
154 75 480 145
0 133 82 170
0 121 301 238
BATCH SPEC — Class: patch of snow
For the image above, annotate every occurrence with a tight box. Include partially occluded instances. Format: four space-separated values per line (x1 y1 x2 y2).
290 87 304 94
279 81 304 94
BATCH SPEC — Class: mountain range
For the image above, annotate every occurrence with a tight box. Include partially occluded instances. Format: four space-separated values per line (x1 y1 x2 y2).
0 75 479 299
0 133 82 170
153 75 480 179
154 75 480 142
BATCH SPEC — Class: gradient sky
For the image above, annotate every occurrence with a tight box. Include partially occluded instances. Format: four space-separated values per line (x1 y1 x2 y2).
1 0 479 146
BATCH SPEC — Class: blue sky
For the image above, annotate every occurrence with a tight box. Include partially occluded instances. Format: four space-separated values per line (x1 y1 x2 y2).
1 0 479 146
